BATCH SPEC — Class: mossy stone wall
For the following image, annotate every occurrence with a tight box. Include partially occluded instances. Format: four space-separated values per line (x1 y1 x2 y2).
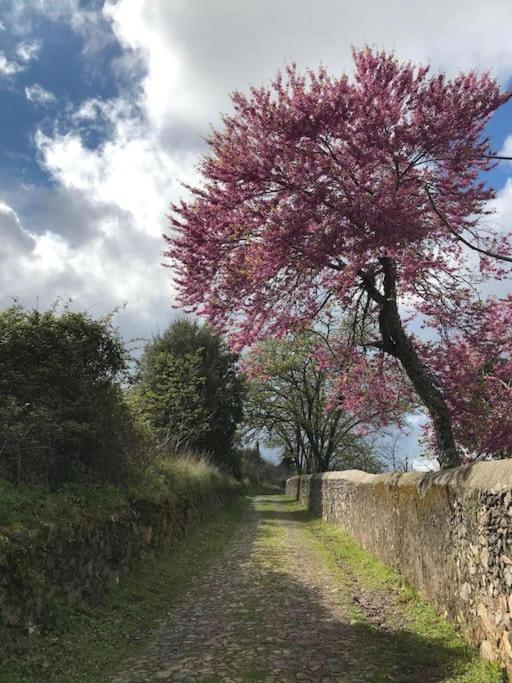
0 483 237 650
286 462 512 676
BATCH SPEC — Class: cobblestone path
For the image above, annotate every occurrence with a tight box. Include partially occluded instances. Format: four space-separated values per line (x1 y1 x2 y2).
111 496 487 683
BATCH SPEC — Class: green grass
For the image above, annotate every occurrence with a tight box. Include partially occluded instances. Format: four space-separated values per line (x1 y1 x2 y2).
127 453 238 505
0 479 127 530
241 668 267 681
0 495 248 683
282 496 504 683
0 455 238 532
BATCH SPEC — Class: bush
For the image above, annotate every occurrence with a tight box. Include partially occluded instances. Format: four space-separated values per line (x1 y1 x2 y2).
0 303 142 489
238 444 286 490
0 453 234 530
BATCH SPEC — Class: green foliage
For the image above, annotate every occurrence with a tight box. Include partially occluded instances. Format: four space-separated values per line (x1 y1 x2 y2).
128 452 234 505
0 303 143 489
237 443 287 491
130 348 210 452
0 479 125 529
0 455 234 531
133 319 244 474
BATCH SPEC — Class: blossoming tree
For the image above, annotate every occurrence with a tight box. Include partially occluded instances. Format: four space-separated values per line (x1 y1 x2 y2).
242 331 388 474
166 48 512 468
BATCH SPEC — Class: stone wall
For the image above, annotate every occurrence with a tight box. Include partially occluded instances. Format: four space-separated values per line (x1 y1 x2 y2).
0 482 238 650
286 461 512 676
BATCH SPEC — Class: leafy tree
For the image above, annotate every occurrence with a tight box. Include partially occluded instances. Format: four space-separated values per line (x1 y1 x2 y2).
131 348 210 452
133 319 244 473
0 303 139 489
421 299 512 461
243 333 383 473
167 48 512 467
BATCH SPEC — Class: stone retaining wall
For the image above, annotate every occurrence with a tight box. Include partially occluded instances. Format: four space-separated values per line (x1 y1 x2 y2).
286 461 512 676
0 483 238 650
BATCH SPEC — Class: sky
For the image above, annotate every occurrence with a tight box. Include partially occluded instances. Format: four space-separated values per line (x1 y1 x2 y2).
1 0 512 466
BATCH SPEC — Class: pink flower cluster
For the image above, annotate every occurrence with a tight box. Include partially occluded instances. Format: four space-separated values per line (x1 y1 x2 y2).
421 297 512 458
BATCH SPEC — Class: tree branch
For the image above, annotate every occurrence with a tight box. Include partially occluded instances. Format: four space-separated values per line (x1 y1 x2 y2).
425 185 512 264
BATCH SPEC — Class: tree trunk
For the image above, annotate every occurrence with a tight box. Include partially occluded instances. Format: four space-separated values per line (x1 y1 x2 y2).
363 257 460 469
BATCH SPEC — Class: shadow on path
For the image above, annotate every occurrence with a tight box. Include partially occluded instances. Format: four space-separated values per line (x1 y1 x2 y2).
112 495 493 683
252 495 487 683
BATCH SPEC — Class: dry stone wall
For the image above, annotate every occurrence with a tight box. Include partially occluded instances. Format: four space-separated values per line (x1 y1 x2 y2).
0 483 238 651
286 461 512 676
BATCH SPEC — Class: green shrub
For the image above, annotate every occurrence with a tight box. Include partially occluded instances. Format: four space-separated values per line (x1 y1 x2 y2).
0 303 143 489
0 478 125 529
237 444 285 490
0 453 234 531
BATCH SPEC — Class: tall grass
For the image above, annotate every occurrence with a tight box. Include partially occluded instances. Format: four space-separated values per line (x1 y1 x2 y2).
129 451 237 504
0 452 237 530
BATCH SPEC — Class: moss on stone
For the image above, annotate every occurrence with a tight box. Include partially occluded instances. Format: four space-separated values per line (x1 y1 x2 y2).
0 466 239 652
0 496 248 683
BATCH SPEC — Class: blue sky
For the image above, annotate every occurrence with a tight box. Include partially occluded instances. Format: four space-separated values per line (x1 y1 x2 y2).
1 0 512 466
0 12 122 182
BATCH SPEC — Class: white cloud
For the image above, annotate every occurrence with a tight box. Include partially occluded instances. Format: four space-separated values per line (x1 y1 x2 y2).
104 0 179 128
0 202 36 254
35 122 196 238
486 178 512 253
499 135 512 166
70 97 134 130
25 83 56 106
5 1 114 58
0 51 23 75
16 82 198 333
103 0 512 136
0 39 39 77
16 40 40 63
0 189 176 337
72 98 103 122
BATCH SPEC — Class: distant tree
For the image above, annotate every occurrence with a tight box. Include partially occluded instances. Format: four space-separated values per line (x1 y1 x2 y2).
329 443 383 474
0 303 138 489
133 319 244 473
374 431 412 472
237 442 284 488
243 332 382 474
168 47 512 468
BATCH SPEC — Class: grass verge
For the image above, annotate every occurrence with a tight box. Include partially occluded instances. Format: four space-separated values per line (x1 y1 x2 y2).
0 455 238 532
283 496 504 683
0 479 126 530
0 495 248 683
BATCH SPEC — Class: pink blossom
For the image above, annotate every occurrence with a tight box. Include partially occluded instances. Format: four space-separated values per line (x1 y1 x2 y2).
166 48 512 462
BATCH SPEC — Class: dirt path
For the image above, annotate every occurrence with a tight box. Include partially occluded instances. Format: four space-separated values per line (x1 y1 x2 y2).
111 496 491 683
